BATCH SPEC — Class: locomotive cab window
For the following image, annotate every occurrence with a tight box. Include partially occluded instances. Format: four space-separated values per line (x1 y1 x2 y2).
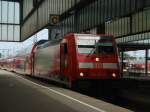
98 46 115 54
76 35 115 54
78 45 96 54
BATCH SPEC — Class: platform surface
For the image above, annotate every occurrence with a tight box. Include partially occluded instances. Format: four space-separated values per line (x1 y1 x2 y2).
0 70 132 112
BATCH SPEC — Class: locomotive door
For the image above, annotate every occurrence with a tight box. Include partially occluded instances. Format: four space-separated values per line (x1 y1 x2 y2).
60 43 68 76
30 51 35 75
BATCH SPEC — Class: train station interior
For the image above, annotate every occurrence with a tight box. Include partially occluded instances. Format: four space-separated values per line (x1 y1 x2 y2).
0 0 150 112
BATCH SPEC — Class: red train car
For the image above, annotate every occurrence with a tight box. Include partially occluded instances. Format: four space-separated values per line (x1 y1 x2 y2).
0 33 120 88
0 40 47 74
0 57 14 71
32 33 120 87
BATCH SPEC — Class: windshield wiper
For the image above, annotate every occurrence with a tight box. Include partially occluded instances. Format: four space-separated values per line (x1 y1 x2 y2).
87 42 98 57
86 47 96 57
87 40 98 57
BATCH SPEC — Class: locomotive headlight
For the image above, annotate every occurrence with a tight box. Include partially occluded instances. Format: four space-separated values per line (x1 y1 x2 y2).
80 72 84 77
112 73 116 78
95 58 99 62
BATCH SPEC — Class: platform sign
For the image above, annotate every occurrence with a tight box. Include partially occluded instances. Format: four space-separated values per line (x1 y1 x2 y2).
50 14 60 25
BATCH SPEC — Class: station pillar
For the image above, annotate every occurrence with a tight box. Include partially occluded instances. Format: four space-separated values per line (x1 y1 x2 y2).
121 48 124 77
48 28 52 40
145 49 148 76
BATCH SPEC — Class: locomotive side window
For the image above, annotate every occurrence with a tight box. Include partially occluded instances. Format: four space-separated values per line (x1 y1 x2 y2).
98 46 115 54
97 42 115 54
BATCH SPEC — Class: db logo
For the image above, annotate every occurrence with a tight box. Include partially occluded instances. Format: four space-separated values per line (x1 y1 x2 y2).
50 15 59 25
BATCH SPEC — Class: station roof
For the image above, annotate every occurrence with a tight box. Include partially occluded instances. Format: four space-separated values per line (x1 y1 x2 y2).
0 0 150 44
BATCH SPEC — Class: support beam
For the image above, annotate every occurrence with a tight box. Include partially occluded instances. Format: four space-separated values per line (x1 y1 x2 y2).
118 43 150 51
1 0 20 2
0 23 19 25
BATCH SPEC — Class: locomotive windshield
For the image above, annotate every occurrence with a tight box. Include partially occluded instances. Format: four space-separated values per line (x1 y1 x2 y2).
77 35 115 54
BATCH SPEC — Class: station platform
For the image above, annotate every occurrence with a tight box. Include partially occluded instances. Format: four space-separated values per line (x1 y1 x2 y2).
0 70 132 112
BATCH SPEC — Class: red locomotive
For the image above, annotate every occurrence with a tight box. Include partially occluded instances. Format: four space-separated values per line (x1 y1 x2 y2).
0 33 120 87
